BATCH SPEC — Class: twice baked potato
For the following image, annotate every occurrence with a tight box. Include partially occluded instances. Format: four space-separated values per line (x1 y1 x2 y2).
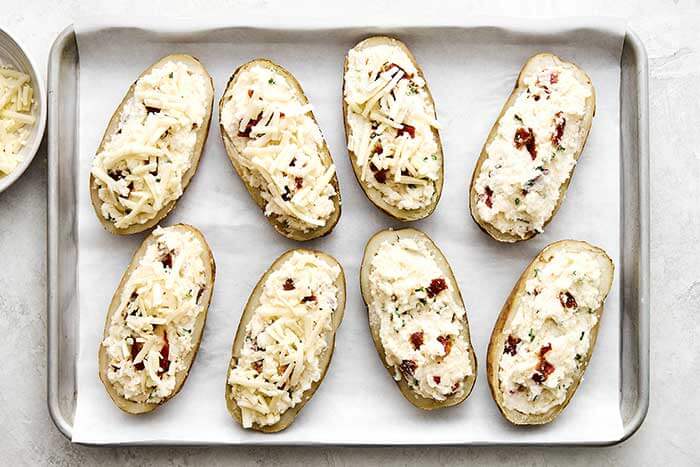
469 53 596 242
343 36 444 221
90 54 214 235
98 224 216 414
360 228 476 409
219 59 341 241
225 249 346 432
486 240 613 425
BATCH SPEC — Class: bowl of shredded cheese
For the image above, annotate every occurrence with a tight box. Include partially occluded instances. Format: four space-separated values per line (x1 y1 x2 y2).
0 28 46 193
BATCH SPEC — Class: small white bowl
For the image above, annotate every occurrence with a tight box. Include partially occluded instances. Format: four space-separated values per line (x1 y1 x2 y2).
0 28 47 194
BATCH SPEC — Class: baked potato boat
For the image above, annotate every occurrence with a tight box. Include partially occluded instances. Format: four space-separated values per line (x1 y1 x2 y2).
343 36 444 221
219 59 341 241
486 240 613 425
225 249 346 432
360 228 477 409
98 224 216 414
90 54 214 235
469 53 596 242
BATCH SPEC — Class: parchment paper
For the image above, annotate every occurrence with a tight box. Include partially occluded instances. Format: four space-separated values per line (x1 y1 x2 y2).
72 16 626 444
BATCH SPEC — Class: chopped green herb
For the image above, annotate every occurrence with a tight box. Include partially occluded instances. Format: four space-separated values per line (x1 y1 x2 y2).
514 114 523 122
268 78 275 85
580 331 585 341
515 198 520 206
431 154 437 160
534 268 540 277
168 72 174 79
575 353 582 361
528 329 535 342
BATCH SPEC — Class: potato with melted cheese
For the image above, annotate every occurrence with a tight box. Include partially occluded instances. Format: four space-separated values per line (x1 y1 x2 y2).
219 59 341 241
98 224 216 414
360 228 477 409
90 55 214 235
486 240 613 425
469 53 595 242
225 249 346 432
343 36 444 221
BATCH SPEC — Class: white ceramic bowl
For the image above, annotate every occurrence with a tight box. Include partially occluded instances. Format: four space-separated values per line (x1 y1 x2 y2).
0 28 47 194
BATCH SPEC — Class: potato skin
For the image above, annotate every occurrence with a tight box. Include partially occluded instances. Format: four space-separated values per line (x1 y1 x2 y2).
469 53 596 243
359 227 477 410
219 59 341 242
342 36 444 222
486 239 614 425
89 55 214 235
98 224 216 414
225 248 346 432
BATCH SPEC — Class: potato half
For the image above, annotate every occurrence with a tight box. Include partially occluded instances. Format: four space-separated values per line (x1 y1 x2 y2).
225 249 346 432
98 224 216 414
343 36 444 222
469 53 596 243
360 228 477 409
486 240 614 425
219 59 341 241
89 54 214 235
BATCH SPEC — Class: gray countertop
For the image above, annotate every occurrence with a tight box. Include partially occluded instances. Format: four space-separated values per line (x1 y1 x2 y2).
1 1 698 465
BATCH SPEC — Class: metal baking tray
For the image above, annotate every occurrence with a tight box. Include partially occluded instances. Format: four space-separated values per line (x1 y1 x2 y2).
47 24 649 446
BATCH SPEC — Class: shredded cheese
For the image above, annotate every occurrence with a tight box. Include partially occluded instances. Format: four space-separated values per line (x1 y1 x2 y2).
0 66 35 177
474 63 592 238
368 237 473 401
498 248 607 414
220 65 337 234
102 226 208 403
227 251 340 428
344 44 441 211
90 61 209 229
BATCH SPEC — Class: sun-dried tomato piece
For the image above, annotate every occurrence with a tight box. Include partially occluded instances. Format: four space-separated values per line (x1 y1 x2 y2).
252 360 263 373
373 168 389 184
397 124 416 139
301 294 317 303
550 72 559 84
238 113 262 137
515 127 537 160
294 176 304 190
131 341 145 371
437 335 453 356
484 186 494 208
161 252 173 269
410 332 424 350
504 334 521 356
427 278 447 298
145 105 161 114
247 89 254 97
551 111 566 147
433 375 441 384
283 278 295 291
559 291 577 309
399 359 417 377
532 343 555 383
373 142 383 155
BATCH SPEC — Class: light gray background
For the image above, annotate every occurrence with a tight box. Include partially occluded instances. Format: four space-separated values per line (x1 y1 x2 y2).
0 0 698 465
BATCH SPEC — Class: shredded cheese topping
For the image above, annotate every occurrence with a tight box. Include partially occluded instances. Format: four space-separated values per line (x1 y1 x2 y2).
220 64 337 234
0 66 35 177
227 251 340 428
91 60 209 229
344 43 441 211
368 237 472 401
474 62 592 238
498 248 608 414
102 226 208 403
